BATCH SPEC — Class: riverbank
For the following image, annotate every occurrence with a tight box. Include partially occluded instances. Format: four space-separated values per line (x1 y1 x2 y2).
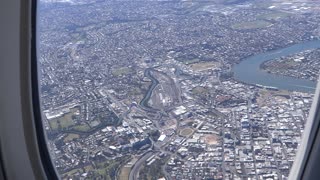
232 40 320 93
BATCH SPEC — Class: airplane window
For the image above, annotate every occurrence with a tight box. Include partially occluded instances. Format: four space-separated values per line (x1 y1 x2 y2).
38 0 320 179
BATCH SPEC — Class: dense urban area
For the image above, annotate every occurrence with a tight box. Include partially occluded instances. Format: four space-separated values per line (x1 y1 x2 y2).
39 0 320 179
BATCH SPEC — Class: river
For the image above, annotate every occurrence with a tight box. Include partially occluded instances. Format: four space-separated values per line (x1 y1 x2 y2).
139 68 159 109
233 40 320 93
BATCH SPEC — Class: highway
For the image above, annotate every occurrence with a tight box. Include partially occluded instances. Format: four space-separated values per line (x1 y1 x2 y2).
129 151 154 180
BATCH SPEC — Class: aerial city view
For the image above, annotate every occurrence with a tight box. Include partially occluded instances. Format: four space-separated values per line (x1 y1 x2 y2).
38 0 320 179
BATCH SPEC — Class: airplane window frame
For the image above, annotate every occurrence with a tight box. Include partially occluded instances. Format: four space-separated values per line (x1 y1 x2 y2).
289 80 320 179
30 0 59 179
0 0 58 179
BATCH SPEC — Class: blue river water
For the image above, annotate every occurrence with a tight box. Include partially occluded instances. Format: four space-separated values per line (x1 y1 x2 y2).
233 40 320 93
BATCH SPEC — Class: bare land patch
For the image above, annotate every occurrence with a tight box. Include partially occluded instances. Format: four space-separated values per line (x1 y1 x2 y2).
189 61 220 71
202 134 219 145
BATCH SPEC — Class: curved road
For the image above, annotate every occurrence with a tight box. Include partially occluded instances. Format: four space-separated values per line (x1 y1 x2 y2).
129 151 154 180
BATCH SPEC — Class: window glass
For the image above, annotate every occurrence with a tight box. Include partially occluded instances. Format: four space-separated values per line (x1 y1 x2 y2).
38 0 320 179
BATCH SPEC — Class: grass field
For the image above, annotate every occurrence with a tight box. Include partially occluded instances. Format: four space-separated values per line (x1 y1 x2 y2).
49 120 59 130
118 166 131 180
63 133 80 142
63 164 93 178
49 107 79 130
112 67 133 76
96 157 130 179
179 128 194 137
119 158 137 180
128 87 142 96
63 157 131 179
232 20 272 30
72 123 91 132
256 89 290 106
257 12 290 21
63 168 82 177
189 61 219 71
192 86 209 95
139 156 168 180
182 58 200 65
